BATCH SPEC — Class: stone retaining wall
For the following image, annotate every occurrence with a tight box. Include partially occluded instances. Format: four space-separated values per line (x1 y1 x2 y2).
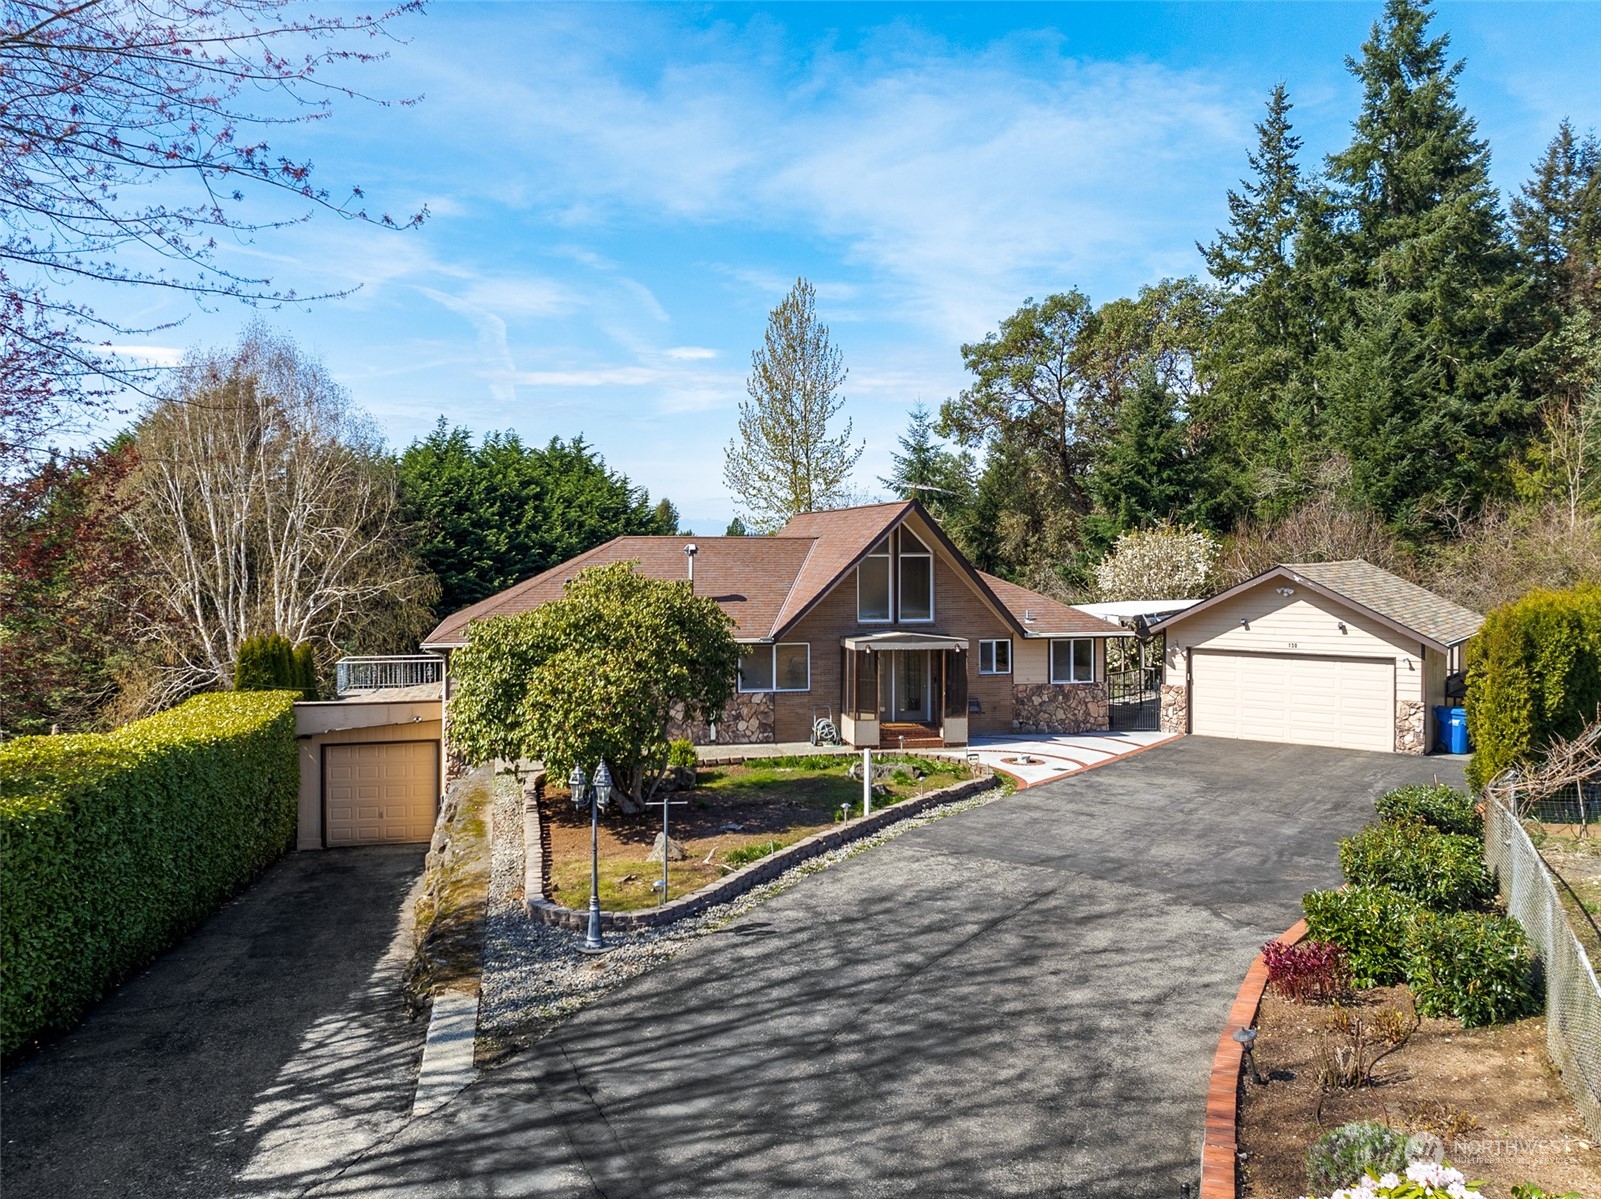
1011 682 1109 734
524 767 997 932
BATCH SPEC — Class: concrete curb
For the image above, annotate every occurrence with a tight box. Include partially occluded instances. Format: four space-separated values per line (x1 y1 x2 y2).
524 771 998 932
1200 918 1307 1199
411 988 480 1120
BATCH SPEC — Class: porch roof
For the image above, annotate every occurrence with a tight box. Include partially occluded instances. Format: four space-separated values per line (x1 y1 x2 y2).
841 631 970 652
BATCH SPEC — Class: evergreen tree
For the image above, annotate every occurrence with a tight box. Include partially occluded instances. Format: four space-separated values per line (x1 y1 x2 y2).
1511 119 1601 314
1197 84 1324 515
1084 369 1200 549
724 516 749 537
397 420 671 616
1320 0 1536 527
880 403 976 526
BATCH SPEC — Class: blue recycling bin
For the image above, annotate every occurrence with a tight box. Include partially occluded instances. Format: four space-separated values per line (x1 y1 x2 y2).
1434 705 1470 754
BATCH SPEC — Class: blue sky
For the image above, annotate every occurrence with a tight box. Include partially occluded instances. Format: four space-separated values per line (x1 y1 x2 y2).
90 2 1601 533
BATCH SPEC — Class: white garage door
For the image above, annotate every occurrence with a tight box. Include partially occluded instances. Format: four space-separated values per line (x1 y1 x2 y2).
1191 651 1394 753
324 742 439 846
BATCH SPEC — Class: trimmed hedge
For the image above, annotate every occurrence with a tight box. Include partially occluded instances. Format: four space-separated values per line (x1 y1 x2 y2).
0 692 298 1056
1374 783 1481 837
1406 910 1537 1027
1465 583 1601 790
1337 820 1493 912
1302 885 1422 987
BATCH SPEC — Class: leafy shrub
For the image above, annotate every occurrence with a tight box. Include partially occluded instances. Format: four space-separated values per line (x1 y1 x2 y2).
1305 1121 1409 1194
1338 821 1492 912
1302 886 1422 986
1465 583 1601 790
1261 939 1352 1004
1374 783 1481 837
0 692 298 1056
1405 911 1538 1027
235 634 318 700
666 738 698 769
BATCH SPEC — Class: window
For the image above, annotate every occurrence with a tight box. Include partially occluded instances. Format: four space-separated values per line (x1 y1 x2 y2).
738 644 774 691
775 643 810 691
738 643 811 692
979 639 1012 675
1050 638 1094 684
898 528 933 621
857 538 891 622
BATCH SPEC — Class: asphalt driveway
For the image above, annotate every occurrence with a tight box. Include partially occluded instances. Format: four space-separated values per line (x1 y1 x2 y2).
1 844 429 1199
306 738 1465 1199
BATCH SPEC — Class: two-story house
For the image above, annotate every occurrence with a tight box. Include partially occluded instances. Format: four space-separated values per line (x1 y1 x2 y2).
422 500 1129 749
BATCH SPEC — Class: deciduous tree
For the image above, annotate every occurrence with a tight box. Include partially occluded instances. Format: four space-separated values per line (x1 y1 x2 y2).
724 278 863 532
118 325 436 710
0 0 423 475
446 561 739 807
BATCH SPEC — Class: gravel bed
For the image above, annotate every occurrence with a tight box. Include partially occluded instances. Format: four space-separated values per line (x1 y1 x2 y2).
476 771 1004 1054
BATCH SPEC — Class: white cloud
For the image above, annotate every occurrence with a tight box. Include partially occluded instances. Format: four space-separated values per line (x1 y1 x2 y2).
665 346 718 360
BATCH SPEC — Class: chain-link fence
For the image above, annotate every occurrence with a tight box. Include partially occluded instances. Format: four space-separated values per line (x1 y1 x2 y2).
1485 796 1601 1140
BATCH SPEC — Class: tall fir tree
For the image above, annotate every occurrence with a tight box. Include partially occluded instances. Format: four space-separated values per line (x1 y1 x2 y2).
1320 0 1536 528
880 403 976 525
1084 368 1199 550
1197 83 1324 516
1511 119 1601 315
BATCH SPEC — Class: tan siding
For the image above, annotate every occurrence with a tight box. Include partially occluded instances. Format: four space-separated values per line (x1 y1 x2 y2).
1162 580 1424 696
1423 646 1449 750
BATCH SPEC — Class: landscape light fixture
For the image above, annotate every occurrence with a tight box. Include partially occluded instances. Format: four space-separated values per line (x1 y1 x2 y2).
569 761 614 954
1233 1026 1266 1084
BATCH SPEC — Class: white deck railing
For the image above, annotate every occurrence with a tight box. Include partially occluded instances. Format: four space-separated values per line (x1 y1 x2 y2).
335 655 444 696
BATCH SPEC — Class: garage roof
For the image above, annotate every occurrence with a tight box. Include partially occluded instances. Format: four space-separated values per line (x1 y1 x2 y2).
1150 559 1483 652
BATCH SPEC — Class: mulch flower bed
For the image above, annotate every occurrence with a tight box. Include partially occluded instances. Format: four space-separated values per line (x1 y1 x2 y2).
1238 986 1601 1199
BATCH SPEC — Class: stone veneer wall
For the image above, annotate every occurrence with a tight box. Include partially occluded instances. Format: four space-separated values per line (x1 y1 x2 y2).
665 691 775 746
1011 682 1110 734
1395 699 1426 755
1160 684 1189 735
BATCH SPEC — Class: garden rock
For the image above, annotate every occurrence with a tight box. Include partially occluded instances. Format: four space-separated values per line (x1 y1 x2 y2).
646 833 688 863
656 765 697 793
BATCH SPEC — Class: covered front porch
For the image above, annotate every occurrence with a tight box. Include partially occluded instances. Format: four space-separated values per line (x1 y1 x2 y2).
839 632 970 749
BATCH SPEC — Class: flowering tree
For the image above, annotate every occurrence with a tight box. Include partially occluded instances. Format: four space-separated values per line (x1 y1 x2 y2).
0 0 424 475
1093 526 1219 600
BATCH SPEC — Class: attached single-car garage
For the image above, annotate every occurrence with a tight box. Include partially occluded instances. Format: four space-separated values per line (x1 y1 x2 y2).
294 688 443 848
323 741 440 846
1152 560 1482 755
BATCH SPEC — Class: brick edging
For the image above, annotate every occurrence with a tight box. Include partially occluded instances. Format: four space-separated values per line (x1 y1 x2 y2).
523 771 997 932
1201 918 1308 1199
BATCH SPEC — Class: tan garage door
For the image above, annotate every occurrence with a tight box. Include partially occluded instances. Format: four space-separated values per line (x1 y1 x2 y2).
1191 651 1394 753
324 741 439 846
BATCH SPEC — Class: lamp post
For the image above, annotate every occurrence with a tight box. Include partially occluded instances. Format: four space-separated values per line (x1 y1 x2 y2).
569 760 614 954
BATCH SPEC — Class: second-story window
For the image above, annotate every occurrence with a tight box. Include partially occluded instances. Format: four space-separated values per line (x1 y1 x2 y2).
898 528 933 621
858 537 891 622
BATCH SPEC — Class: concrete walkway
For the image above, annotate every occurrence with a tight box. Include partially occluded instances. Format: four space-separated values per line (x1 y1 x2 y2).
968 729 1177 786
1 845 429 1199
297 737 1465 1199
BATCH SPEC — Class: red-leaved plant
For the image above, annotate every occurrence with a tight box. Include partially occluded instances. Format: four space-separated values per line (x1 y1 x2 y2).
1261 939 1353 1004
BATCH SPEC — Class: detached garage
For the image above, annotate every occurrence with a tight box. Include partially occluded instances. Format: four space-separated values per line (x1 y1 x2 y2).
1152 561 1482 755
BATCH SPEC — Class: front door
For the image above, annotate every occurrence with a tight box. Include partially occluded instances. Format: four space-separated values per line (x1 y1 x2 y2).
879 650 931 723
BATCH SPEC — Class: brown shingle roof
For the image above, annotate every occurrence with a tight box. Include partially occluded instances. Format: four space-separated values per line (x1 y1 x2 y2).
1283 560 1483 647
421 501 1124 648
769 502 913 633
979 573 1128 637
421 536 815 646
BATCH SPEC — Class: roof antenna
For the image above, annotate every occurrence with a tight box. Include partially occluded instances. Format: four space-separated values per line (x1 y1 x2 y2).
684 542 698 591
